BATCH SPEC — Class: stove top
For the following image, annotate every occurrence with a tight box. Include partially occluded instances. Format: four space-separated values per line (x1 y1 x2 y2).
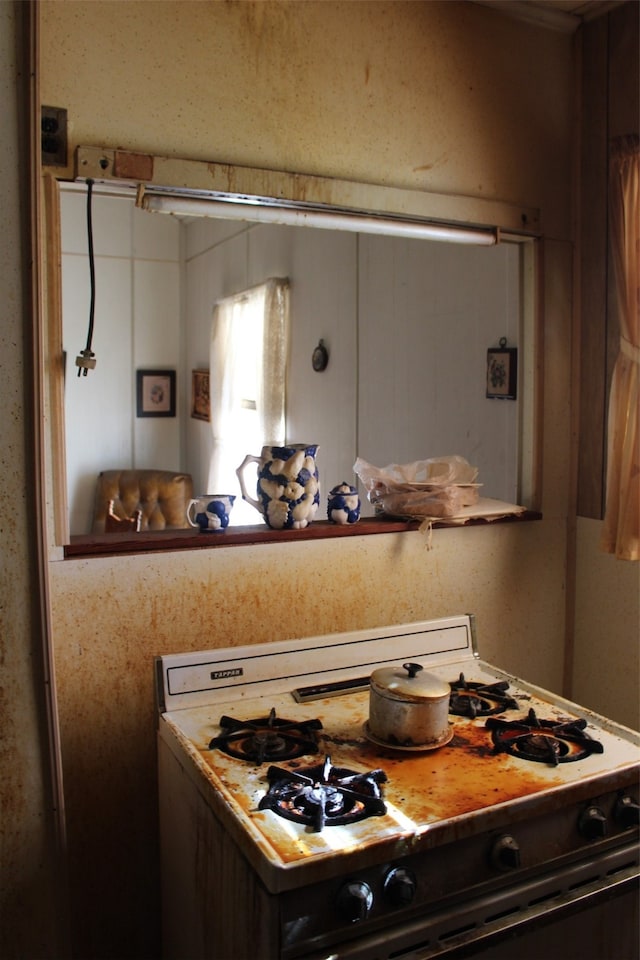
156 616 640 957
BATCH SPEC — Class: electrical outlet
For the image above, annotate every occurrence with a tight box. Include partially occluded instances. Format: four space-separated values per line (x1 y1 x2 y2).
41 106 67 166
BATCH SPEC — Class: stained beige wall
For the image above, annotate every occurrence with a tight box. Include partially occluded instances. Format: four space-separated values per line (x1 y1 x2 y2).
1 4 62 958
40 0 572 231
38 2 579 958
572 3 640 731
574 518 639 728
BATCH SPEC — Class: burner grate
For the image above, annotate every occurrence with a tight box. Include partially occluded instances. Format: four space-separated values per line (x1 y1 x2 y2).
449 673 518 718
486 708 605 765
259 756 387 831
209 707 322 763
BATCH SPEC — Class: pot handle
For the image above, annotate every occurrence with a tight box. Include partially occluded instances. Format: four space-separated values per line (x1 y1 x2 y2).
236 454 264 515
402 663 424 679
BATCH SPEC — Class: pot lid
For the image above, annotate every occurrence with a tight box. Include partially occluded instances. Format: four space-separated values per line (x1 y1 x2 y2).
370 662 450 702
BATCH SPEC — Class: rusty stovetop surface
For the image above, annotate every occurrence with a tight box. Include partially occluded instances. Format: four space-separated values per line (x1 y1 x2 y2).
159 660 640 891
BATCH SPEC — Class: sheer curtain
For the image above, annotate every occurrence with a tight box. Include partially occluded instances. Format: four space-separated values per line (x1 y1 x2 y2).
207 278 289 505
601 135 639 561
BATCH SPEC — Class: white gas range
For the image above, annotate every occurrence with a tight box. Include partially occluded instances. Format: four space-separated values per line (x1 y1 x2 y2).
156 615 639 959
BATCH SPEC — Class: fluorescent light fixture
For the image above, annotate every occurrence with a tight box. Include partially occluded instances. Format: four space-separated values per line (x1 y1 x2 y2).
141 194 497 246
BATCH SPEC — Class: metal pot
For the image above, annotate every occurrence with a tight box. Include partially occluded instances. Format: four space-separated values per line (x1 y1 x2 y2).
368 662 451 748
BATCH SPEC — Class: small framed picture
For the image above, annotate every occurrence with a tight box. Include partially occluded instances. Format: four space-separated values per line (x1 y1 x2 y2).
486 344 517 400
191 369 210 422
136 370 176 417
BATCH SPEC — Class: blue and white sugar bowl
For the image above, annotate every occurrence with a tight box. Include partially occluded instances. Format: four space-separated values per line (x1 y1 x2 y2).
327 482 361 525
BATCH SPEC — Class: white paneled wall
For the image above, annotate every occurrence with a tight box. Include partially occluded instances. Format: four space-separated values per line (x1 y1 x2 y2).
358 236 520 502
61 188 181 534
285 227 358 498
184 218 359 519
184 221 521 518
131 257 182 468
62 189 522 533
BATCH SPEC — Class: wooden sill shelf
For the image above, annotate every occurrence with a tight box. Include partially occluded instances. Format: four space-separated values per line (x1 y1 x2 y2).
64 511 542 559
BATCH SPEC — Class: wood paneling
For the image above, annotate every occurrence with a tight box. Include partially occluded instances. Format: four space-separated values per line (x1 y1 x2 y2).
577 1 639 518
577 17 609 518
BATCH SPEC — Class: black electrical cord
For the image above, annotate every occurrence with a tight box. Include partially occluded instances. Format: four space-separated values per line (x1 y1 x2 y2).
76 177 97 376
85 178 96 348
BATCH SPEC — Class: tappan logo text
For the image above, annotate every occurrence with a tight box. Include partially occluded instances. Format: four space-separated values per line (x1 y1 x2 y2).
210 668 244 680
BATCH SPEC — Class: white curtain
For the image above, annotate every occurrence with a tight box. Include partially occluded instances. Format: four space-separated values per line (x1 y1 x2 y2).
601 136 639 561
207 278 289 497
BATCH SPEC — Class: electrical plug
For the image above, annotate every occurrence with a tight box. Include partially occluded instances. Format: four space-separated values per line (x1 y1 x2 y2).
76 350 96 376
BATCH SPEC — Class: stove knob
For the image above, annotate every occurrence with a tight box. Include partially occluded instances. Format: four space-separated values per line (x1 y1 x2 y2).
336 880 374 923
614 795 640 829
490 834 521 871
383 867 417 907
579 805 608 841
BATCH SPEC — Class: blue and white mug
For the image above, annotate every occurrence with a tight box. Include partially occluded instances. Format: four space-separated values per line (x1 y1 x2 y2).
187 494 235 532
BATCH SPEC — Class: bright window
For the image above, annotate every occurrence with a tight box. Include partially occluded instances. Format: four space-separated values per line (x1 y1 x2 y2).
207 278 289 524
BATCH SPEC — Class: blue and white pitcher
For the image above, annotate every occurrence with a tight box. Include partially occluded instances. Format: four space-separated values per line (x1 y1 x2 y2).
236 443 320 530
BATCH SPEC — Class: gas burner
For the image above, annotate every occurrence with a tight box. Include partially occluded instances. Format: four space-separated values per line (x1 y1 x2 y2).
449 673 518 717
486 708 605 765
258 756 388 832
209 707 322 764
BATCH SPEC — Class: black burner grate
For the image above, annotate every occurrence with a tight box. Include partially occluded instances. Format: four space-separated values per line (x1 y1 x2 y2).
259 756 387 832
449 673 518 718
209 707 322 764
486 708 605 765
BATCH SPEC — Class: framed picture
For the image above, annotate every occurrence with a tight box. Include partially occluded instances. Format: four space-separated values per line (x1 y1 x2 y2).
486 343 517 400
191 369 210 422
136 369 176 417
